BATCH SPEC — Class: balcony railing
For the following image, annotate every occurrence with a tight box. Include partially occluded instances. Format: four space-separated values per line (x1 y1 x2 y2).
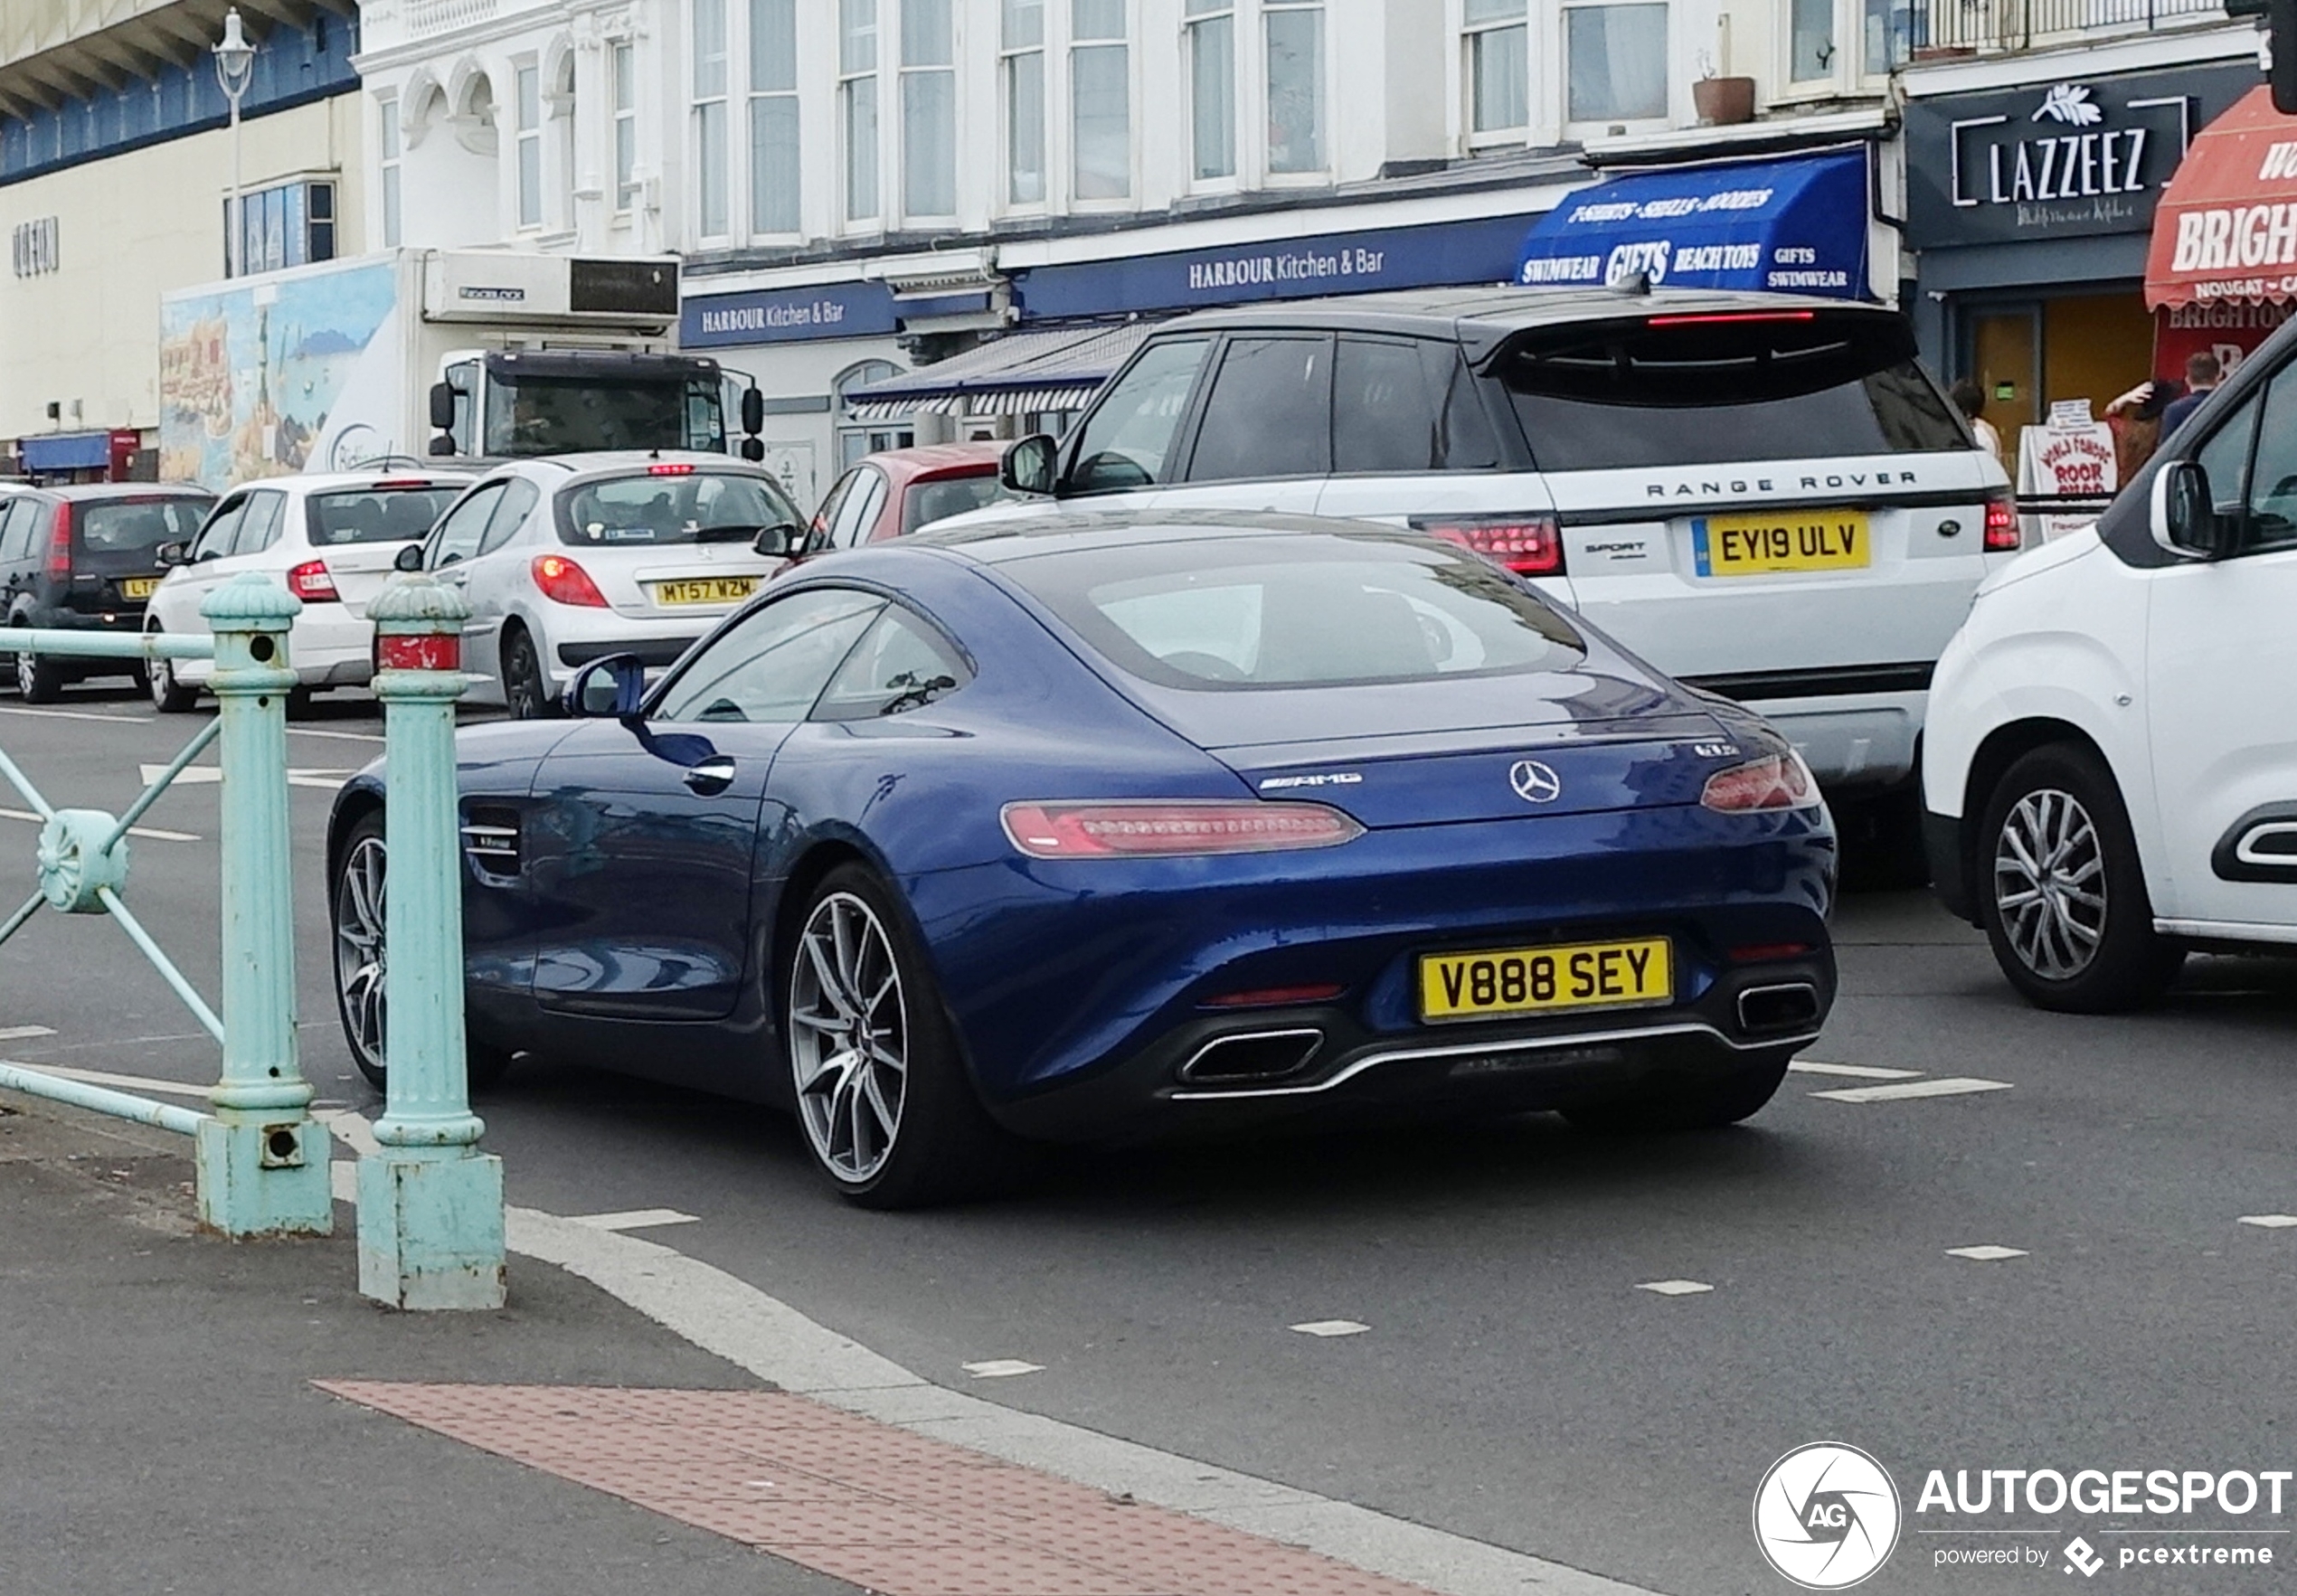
1898 0 2227 55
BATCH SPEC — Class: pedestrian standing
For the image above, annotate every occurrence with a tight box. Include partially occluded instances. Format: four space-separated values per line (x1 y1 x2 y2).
2156 351 2224 440
2104 376 2182 483
1950 381 2004 469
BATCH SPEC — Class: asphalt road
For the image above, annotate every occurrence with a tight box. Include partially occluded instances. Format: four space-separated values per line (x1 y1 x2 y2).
3 682 2293 1596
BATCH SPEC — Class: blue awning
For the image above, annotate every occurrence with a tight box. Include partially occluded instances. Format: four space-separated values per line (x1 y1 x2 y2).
18 430 112 471
846 322 1163 420
1516 150 1872 300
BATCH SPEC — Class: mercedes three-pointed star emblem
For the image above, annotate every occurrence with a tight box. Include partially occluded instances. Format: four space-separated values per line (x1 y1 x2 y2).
1508 759 1562 804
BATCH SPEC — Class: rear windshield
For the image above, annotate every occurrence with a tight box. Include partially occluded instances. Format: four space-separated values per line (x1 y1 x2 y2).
1005 534 1586 691
307 486 462 546
903 475 1004 534
76 497 211 553
555 471 801 548
1495 311 1969 471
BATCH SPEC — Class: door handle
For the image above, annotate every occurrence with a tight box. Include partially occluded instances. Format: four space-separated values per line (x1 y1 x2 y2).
682 756 737 794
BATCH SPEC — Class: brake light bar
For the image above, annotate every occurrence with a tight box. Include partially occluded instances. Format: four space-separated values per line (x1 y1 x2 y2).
285 559 341 602
1000 800 1364 859
1204 983 1347 1008
373 478 434 489
1412 515 1564 577
646 463 697 477
1644 311 1818 326
1982 492 2020 552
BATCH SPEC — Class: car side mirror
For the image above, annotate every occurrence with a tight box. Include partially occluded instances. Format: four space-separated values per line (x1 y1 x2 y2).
1001 433 1059 497
751 523 804 557
392 542 426 573
741 386 765 436
2154 459 2235 561
429 382 457 431
564 653 647 719
739 438 766 462
156 542 187 568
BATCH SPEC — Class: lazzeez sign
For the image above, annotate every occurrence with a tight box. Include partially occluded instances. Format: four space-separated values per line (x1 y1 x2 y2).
1905 64 2254 248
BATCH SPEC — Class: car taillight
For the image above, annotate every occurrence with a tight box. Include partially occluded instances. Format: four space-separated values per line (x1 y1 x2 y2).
1412 515 1564 576
285 560 340 602
1983 493 2019 552
999 800 1364 859
1700 751 1820 813
532 553 610 607
45 504 71 578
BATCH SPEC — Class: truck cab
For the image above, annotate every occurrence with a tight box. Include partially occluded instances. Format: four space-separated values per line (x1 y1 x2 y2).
430 347 733 458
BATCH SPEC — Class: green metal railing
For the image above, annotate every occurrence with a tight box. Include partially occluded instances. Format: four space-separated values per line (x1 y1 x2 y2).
0 571 504 1309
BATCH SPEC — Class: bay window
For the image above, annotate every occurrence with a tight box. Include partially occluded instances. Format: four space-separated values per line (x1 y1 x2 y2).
1265 0 1325 174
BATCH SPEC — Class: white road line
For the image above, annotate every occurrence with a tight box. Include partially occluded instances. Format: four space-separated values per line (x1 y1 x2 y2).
2237 1214 2297 1229
0 704 154 725
139 765 350 789
1288 1319 1370 1337
1810 1077 2013 1103
0 1059 213 1099
566 1208 701 1232
0 1025 56 1041
962 1359 1045 1378
311 1107 382 1157
1636 1280 1714 1296
284 726 384 743
1945 1245 2028 1262
0 807 200 843
310 1109 1660 1596
1790 1061 1924 1080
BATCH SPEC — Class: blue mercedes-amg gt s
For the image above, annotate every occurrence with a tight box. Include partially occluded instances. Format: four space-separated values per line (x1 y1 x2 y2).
330 512 1837 1207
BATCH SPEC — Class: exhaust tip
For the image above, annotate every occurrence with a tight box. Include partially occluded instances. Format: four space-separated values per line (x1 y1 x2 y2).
1736 981 1820 1035
1177 1028 1324 1086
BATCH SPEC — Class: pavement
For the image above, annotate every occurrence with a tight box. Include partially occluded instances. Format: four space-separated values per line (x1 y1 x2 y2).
5 684 2297 1596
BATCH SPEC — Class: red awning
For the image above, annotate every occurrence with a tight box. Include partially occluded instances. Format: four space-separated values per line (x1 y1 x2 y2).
2146 86 2297 310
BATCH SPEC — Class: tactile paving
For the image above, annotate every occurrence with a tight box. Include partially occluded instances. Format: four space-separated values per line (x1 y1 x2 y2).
315 1381 1436 1596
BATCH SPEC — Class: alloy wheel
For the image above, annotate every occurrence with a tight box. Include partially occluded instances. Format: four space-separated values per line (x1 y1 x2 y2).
1993 787 2107 980
789 891 908 1185
335 835 388 1070
14 640 34 699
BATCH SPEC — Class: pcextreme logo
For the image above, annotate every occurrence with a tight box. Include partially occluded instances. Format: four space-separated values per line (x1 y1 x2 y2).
1753 1443 1903 1589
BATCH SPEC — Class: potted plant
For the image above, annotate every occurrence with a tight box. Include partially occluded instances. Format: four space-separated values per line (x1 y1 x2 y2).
1692 52 1756 126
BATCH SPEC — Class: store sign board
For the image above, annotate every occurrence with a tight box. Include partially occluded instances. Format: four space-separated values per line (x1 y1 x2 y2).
680 281 897 347
1013 212 1543 321
1905 65 2254 247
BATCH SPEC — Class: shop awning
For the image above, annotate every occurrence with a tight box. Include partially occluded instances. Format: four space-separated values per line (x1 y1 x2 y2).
17 431 113 472
2144 87 2297 310
846 322 1160 421
1514 148 1872 298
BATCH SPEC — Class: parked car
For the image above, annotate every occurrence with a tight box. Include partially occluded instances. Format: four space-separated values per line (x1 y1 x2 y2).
403 451 808 719
328 511 1837 1207
958 287 2015 861
143 470 473 713
0 484 215 702
809 442 1009 550
1925 313 2297 1011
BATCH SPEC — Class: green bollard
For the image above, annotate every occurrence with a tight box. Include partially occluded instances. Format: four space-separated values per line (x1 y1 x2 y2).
194 572 334 1237
356 573 506 1310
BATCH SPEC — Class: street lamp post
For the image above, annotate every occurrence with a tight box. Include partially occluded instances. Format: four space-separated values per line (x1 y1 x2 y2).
213 10 255 279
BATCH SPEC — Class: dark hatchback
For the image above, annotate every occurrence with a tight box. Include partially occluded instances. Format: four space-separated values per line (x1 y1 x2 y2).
0 484 214 700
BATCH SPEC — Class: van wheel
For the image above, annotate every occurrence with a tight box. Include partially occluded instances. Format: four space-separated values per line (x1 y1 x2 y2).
1977 744 2181 1012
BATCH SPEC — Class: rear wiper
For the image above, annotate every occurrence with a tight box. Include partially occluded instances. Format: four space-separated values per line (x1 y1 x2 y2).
695 524 768 543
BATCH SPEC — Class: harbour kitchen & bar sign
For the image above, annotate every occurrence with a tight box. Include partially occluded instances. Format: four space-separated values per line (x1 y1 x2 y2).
1905 65 2255 247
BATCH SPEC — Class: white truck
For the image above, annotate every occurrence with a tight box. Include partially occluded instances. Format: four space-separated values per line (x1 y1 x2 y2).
158 248 763 491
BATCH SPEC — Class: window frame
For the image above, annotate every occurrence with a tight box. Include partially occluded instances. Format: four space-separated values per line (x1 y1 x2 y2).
1460 0 1529 146
840 0 882 227
1001 0 1047 209
690 0 732 241
611 39 639 217
1185 0 1238 188
1177 331 1336 486
515 60 544 231
1060 334 1219 496
808 600 974 722
747 0 802 238
378 94 402 248
1560 0 1670 130
426 480 512 569
1069 0 1132 205
650 584 888 725
898 0 958 222
1262 0 1328 180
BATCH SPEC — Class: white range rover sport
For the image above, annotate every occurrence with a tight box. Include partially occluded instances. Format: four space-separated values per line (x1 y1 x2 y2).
971 287 2015 847
1924 312 2297 1011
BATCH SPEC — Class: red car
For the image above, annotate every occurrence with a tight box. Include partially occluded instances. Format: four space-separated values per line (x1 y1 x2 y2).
809 442 1008 551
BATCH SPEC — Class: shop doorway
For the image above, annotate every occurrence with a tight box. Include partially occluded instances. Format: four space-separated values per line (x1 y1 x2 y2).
1963 290 2156 474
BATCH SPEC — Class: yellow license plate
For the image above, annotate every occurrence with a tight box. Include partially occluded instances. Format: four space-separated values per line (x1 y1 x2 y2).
1418 937 1672 1022
120 577 160 600
1695 509 1871 577
654 576 760 606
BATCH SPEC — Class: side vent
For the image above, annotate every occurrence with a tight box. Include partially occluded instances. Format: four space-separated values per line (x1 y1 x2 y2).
460 806 522 876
